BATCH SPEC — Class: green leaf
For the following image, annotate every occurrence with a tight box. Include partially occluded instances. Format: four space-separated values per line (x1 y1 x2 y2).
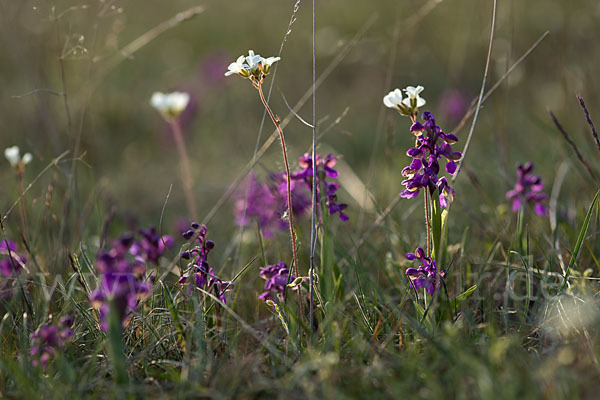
452 285 477 307
561 190 600 291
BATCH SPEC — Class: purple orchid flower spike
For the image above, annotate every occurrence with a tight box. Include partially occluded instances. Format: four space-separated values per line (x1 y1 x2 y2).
30 316 74 368
506 162 548 216
405 246 446 295
258 260 296 302
399 111 462 208
292 153 349 221
179 223 233 304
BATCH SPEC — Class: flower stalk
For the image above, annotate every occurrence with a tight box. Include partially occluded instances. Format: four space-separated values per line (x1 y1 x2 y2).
170 119 197 220
256 84 304 317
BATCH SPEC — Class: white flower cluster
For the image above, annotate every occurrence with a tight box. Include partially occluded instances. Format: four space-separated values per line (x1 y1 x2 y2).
225 50 280 82
150 92 190 120
4 146 32 169
383 85 426 116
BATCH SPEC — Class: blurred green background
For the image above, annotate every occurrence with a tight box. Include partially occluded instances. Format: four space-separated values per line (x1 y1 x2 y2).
1 0 599 264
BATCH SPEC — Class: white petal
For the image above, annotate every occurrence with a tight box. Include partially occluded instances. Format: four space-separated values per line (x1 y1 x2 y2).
383 94 395 108
4 146 20 166
393 89 403 102
170 92 190 112
416 97 426 107
151 92 166 110
401 98 412 108
22 153 32 164
262 56 280 66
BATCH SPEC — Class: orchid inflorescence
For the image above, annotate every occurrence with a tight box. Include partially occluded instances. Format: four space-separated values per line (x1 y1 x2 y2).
291 153 349 221
258 260 295 302
0 239 26 299
385 86 461 208
400 110 461 208
506 162 548 216
405 246 446 295
234 153 349 235
90 228 172 331
30 316 74 368
179 223 233 303
234 172 310 238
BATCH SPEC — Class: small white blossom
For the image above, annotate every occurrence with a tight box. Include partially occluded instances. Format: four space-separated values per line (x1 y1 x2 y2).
150 91 190 120
224 50 280 82
383 89 404 109
384 85 426 116
402 85 426 108
4 146 32 168
245 50 262 71
225 55 249 77
261 56 281 68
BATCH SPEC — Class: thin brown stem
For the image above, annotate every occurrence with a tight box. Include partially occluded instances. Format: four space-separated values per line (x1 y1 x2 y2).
257 84 304 319
170 119 197 220
16 174 28 242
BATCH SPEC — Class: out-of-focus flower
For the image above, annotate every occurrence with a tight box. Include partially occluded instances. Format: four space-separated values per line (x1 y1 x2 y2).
506 162 548 215
0 239 26 277
400 111 461 208
4 146 32 171
224 50 280 86
129 227 173 265
30 316 74 368
384 85 426 118
291 153 349 221
258 260 295 302
405 246 445 295
234 172 311 237
439 89 469 123
0 239 26 299
179 223 233 303
151 91 190 120
89 234 153 331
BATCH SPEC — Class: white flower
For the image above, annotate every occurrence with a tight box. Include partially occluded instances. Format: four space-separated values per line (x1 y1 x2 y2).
383 89 404 109
261 56 281 68
150 91 190 120
22 153 32 164
4 146 32 168
402 85 426 108
225 55 249 77
245 50 262 71
224 50 280 80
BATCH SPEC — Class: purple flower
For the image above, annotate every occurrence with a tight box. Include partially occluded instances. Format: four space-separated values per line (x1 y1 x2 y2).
401 111 461 208
30 316 74 368
291 153 349 221
179 223 233 304
234 172 311 237
129 227 173 265
0 239 26 299
0 239 25 277
506 162 548 216
405 246 446 295
90 235 152 331
258 260 295 302
439 89 469 123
